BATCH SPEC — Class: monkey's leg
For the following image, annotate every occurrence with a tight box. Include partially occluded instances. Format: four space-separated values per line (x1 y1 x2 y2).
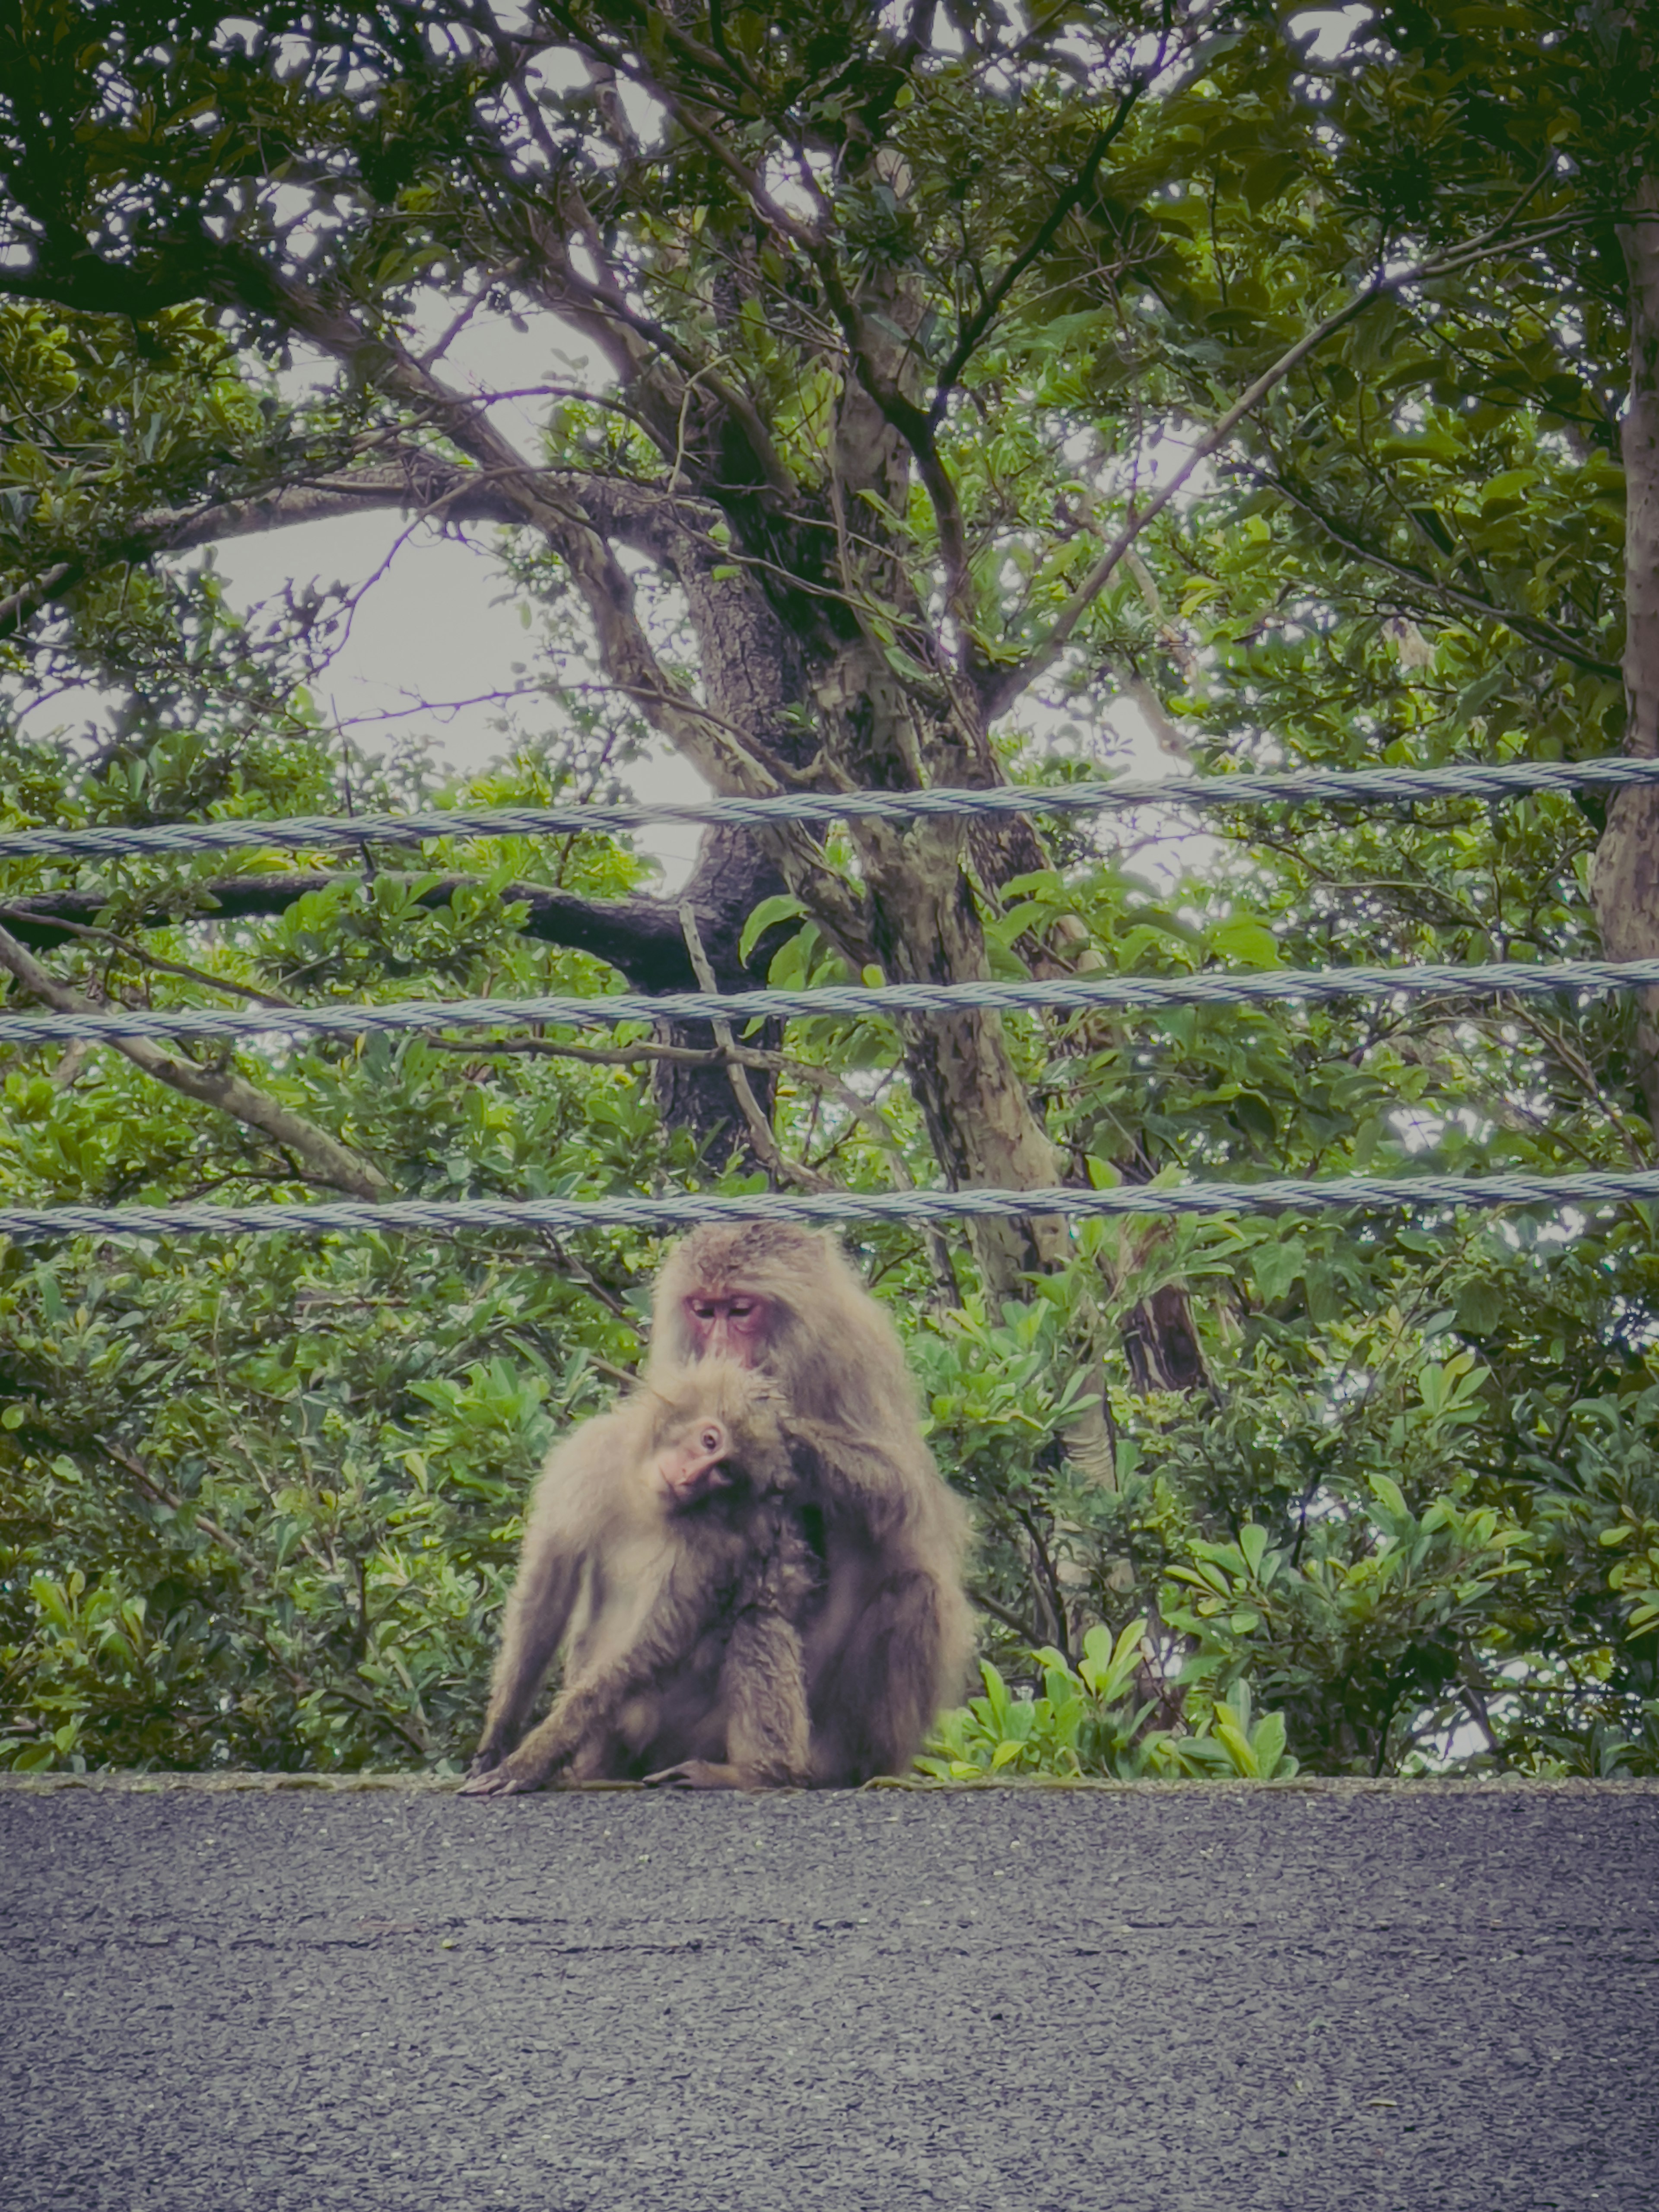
464 1574 701 1796
811 1567 950 1786
645 1606 811 1790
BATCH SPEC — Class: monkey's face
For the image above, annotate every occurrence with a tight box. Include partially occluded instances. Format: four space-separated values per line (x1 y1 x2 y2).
655 1414 738 1510
682 1290 771 1366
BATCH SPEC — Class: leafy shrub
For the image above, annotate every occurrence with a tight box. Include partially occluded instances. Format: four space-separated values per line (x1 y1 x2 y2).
919 1618 1299 1782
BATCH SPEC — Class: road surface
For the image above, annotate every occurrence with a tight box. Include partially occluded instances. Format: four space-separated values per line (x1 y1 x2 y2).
2 1777 1655 2211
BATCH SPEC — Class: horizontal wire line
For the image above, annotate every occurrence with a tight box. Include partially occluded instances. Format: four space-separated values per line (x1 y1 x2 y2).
4 1170 1659 1240
3 957 1657 1046
9 761 1652 1234
1 756 1656 860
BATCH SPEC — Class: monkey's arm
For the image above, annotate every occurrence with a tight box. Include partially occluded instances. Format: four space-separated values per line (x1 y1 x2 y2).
461 1428 621 1783
462 1543 587 1783
463 1552 691 1796
785 1417 915 1529
795 1471 974 1786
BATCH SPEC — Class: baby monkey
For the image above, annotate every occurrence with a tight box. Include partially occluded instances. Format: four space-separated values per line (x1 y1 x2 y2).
460 1362 820 1794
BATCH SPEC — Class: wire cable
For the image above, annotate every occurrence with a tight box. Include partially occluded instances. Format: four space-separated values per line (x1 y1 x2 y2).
0 754 1653 861
3 1169 1657 1240
3 957 1655 1046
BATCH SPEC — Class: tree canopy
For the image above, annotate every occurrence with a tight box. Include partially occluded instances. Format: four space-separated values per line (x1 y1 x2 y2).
3 0 1659 1781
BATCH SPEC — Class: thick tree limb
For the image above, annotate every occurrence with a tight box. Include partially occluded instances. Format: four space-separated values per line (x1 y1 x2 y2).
814 251 973 618
1590 172 1659 1123
0 923 389 1200
1618 173 1659 763
0 871 691 974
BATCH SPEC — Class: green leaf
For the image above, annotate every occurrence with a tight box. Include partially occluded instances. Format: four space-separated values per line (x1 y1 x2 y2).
1209 917 1283 968
738 896 806 964
1369 1475 1409 1521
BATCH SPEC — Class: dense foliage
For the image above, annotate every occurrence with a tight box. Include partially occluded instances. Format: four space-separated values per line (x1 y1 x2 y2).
2 1 1659 1779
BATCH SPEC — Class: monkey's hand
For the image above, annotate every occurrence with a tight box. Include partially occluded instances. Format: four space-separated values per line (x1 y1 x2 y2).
457 1756 548 1797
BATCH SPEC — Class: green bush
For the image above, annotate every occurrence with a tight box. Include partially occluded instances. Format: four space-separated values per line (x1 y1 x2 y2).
920 1618 1299 1783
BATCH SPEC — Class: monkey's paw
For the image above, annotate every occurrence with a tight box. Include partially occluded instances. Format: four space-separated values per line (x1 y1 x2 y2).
457 1763 543 1796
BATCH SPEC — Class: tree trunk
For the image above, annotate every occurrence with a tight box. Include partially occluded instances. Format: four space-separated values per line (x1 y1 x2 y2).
1590 170 1659 1126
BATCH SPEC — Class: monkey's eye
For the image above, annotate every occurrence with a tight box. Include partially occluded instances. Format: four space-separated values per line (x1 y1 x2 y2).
699 1427 723 1452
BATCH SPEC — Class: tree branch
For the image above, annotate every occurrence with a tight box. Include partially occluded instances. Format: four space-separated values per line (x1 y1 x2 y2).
0 906 298 1007
1618 170 1659 759
258 272 787 796
677 898 830 1191
0 868 703 982
0 559 79 643
1588 170 1659 1127
928 79 1144 419
99 1436 264 1571
1240 464 1621 677
0 923 389 1200
984 191 1567 721
812 249 972 616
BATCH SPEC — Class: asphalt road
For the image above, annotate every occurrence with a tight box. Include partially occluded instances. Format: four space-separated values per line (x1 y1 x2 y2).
1 1778 1655 2212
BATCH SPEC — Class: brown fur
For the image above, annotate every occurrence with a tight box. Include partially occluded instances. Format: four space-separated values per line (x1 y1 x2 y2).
460 1363 819 1795
647 1224 975 1784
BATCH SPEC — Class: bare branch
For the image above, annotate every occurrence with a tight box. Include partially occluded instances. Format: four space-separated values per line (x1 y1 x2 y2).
261 271 787 795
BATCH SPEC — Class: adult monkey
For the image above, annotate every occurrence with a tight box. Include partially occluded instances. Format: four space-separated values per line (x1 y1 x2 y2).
647 1222 973 1785
461 1363 819 1795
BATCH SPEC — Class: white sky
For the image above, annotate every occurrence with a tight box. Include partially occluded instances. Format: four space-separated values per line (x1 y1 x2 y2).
207 496 1201 895
199 291 1211 894
13 295 1215 899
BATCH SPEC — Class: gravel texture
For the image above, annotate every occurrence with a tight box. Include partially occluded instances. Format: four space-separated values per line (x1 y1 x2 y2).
1 1778 1655 2212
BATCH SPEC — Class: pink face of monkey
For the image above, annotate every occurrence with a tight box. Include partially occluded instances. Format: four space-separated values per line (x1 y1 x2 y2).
682 1292 770 1366
655 1414 738 1509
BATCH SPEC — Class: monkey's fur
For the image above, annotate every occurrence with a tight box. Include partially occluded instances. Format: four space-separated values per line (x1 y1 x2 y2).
647 1223 974 1785
461 1363 820 1794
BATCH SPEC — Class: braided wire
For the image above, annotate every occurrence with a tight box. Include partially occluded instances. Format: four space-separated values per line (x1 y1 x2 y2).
8 756 1656 1237
3 1170 1659 1240
1 755 1655 861
3 956 1656 1046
